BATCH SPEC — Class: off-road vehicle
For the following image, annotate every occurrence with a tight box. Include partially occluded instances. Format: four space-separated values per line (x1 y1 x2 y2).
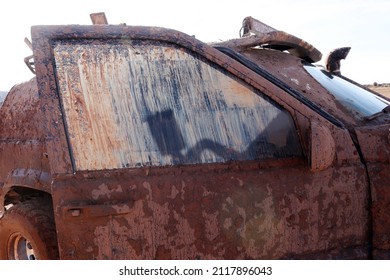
0 14 389 259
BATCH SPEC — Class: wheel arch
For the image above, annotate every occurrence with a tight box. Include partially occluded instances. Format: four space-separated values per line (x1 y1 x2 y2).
0 168 52 217
4 186 52 206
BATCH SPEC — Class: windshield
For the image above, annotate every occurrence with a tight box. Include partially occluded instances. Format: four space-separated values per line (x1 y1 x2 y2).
304 64 390 117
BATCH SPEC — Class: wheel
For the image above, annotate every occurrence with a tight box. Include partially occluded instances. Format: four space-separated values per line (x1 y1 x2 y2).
0 198 59 259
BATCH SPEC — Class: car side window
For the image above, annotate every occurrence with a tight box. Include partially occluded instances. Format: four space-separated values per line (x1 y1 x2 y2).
53 39 302 171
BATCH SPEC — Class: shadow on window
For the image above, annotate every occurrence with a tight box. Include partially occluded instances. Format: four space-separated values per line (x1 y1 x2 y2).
146 109 302 164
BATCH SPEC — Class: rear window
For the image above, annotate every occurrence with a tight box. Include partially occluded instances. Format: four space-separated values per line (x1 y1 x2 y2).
54 39 302 171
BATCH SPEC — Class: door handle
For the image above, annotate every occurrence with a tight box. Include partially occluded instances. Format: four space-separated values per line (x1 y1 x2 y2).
61 201 134 219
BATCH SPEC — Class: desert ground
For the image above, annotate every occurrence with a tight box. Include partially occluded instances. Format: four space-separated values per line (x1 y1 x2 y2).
367 84 390 99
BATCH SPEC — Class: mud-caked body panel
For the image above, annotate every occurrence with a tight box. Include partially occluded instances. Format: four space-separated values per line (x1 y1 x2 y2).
0 79 51 208
356 124 390 259
52 160 369 259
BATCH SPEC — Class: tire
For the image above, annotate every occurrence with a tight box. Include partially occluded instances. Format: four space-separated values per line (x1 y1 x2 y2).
0 198 59 260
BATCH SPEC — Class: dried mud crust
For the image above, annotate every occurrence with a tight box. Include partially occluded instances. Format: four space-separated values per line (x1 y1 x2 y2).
0 198 59 259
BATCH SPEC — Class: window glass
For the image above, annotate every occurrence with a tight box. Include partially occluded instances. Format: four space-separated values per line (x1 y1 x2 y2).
0 91 7 108
54 40 302 171
304 64 389 117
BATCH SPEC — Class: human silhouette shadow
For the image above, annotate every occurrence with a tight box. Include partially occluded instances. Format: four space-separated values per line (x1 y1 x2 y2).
146 109 301 164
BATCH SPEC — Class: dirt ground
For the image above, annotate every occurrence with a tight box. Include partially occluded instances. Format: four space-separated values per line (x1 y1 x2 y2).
367 85 390 99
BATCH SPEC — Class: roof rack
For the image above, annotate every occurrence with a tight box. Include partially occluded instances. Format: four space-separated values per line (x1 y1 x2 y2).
212 16 322 63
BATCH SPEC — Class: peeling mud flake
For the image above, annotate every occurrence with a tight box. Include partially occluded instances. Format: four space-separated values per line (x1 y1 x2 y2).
291 78 299 85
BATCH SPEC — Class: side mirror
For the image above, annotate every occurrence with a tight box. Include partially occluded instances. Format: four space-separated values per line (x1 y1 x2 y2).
310 121 335 172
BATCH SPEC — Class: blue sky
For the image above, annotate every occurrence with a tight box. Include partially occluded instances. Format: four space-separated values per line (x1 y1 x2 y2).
1 0 389 91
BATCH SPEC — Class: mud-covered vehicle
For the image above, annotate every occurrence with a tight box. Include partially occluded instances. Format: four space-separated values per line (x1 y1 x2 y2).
0 14 389 260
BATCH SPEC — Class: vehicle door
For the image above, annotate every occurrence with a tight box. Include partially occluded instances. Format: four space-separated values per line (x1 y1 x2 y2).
32 25 370 259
